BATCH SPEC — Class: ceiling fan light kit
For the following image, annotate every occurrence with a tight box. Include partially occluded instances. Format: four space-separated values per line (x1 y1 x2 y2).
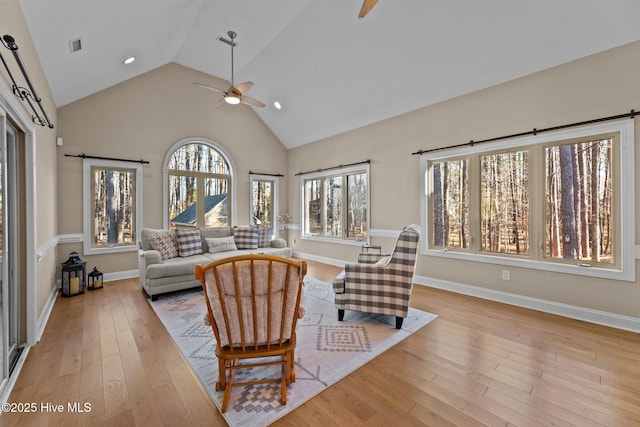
194 30 265 108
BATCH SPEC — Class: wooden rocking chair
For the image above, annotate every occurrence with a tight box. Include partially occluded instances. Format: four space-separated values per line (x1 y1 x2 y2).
195 254 306 413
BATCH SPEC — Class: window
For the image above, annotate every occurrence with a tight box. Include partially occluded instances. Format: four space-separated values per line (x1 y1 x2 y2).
250 174 278 232
301 164 369 243
165 141 233 229
421 119 634 281
83 159 142 254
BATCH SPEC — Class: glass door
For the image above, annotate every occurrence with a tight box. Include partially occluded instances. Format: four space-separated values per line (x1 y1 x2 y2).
0 115 20 383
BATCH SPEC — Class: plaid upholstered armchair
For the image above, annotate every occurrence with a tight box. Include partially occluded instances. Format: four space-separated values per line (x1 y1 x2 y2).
332 224 420 329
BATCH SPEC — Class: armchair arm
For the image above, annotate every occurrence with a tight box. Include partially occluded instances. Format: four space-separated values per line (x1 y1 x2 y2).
344 261 413 291
357 252 392 264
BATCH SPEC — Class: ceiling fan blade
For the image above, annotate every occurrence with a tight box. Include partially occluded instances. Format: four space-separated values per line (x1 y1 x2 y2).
239 95 265 108
193 82 225 93
215 97 226 108
233 81 254 95
358 0 379 18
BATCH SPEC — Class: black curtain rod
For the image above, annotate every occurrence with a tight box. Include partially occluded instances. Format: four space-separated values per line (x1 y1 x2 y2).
0 35 54 128
412 109 638 156
295 159 370 176
65 153 150 165
249 171 284 177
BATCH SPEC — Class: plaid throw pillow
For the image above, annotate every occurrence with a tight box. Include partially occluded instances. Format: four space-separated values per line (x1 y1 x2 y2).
175 229 203 257
148 232 178 260
234 226 258 249
256 226 273 248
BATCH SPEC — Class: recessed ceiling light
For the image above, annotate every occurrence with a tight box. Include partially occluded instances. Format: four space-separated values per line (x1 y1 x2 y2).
123 56 136 65
273 101 282 110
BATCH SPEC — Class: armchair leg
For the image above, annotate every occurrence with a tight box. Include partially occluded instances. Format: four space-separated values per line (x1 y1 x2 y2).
338 309 345 321
395 317 403 329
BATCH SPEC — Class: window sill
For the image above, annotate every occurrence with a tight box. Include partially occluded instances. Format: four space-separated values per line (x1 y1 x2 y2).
83 244 139 256
300 235 367 247
423 248 635 282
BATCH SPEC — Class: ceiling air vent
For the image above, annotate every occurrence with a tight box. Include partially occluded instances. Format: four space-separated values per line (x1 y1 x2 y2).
69 37 83 54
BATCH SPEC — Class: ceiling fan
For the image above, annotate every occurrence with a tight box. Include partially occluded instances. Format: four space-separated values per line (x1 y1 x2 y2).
358 0 379 18
193 30 265 108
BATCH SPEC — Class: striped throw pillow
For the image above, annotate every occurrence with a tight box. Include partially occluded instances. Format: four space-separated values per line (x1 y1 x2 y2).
256 226 273 248
175 229 203 257
234 226 259 249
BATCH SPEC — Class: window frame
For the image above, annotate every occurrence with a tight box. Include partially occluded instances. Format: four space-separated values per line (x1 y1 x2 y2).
250 173 279 231
420 119 635 282
300 163 370 245
163 138 237 229
83 158 143 255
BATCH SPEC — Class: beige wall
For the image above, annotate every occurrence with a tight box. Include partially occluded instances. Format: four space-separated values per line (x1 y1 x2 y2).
288 40 640 318
57 62 287 274
0 0 58 331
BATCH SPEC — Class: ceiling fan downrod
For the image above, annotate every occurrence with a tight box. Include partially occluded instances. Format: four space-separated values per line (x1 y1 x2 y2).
228 30 236 87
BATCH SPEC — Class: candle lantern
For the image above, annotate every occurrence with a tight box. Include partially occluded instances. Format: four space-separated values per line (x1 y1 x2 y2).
87 267 104 290
61 251 86 297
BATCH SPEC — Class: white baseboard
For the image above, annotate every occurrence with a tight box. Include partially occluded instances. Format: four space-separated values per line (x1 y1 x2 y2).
104 269 139 282
414 274 640 333
37 283 59 342
292 251 346 268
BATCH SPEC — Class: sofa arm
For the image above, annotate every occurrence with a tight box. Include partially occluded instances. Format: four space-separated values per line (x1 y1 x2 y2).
138 249 162 286
140 249 162 265
270 238 288 249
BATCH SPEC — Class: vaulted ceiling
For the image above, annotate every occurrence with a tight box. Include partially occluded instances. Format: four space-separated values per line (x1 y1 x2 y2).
18 0 640 148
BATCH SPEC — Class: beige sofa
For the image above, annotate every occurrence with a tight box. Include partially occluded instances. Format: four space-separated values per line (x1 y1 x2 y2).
138 226 291 301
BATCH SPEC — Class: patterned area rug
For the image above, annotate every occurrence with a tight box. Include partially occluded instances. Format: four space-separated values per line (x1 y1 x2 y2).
149 276 437 426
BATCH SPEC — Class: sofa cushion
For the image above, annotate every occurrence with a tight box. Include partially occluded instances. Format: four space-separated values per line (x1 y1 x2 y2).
234 226 258 249
146 254 210 279
175 229 203 257
148 232 178 260
206 236 237 254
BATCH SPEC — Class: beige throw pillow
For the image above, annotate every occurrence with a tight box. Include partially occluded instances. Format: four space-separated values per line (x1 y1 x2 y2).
206 236 238 254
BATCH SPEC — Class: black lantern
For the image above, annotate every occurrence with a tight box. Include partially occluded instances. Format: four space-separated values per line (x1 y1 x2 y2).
87 267 104 290
61 251 86 297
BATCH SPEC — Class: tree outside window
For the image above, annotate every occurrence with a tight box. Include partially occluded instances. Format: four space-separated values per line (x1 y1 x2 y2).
302 165 369 242
83 159 142 254
167 143 231 229
422 119 633 281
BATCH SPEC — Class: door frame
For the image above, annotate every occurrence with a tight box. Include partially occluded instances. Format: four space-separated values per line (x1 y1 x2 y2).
0 76 37 349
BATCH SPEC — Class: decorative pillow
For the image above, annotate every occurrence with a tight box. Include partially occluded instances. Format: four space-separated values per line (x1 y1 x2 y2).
175 229 203 257
148 232 178 260
256 226 273 248
206 236 238 254
234 226 259 249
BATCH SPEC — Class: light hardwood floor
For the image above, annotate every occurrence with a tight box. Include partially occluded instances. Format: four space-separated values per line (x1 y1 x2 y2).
2 260 640 426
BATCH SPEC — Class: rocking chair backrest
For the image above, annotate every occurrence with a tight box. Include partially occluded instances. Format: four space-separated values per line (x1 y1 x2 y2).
197 255 306 351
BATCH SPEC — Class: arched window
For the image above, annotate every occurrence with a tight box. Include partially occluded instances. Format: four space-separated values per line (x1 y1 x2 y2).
164 139 235 229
